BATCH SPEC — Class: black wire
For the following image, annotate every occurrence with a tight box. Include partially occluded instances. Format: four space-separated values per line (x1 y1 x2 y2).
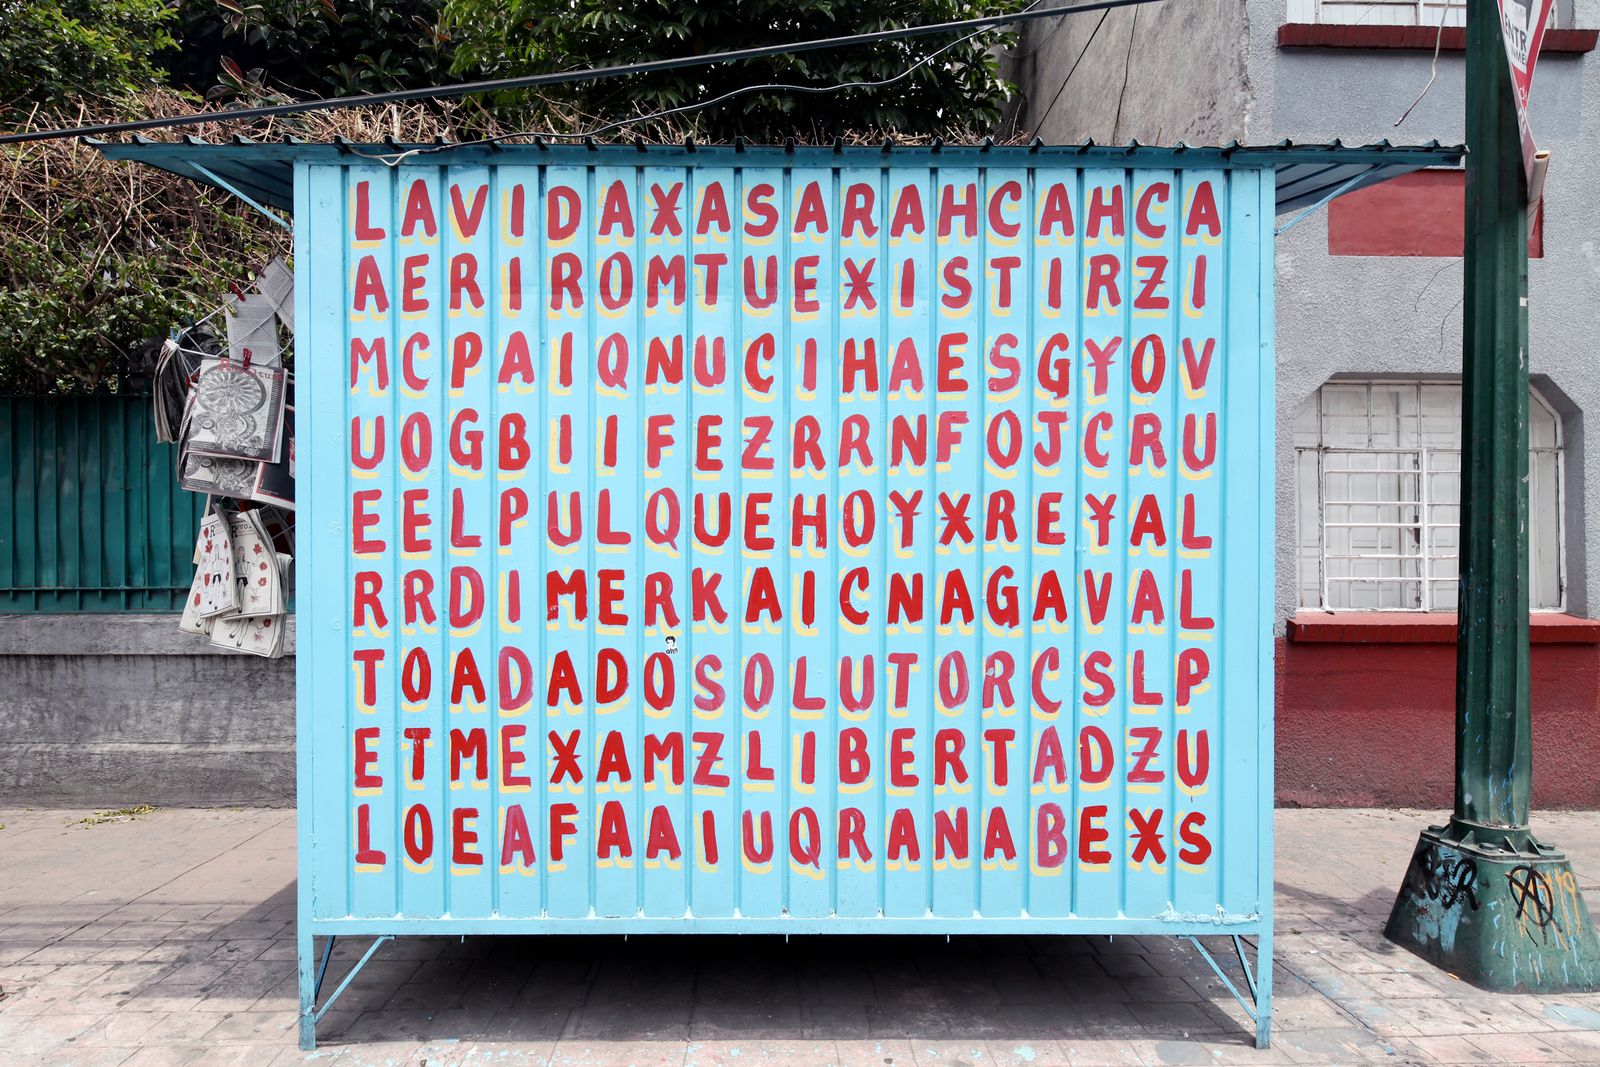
1109 8 1139 142
1027 9 1111 140
1012 0 1078 60
354 17 1004 165
0 0 1164 146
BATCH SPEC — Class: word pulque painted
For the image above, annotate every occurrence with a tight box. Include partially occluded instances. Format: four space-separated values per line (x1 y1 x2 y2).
299 154 1272 925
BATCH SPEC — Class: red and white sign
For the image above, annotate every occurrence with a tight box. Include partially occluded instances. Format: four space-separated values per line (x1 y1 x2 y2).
1498 0 1554 186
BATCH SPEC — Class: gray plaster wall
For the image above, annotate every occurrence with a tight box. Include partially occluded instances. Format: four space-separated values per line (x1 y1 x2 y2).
0 615 295 807
1010 0 1251 144
1015 1 1600 629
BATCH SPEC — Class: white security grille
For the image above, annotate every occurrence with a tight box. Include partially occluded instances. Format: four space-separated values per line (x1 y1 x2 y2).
1286 0 1565 27
1307 0 1466 27
1295 381 1564 612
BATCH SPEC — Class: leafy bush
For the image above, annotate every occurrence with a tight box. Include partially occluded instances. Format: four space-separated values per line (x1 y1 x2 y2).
0 97 285 395
166 0 456 101
0 0 176 113
0 0 1023 394
440 0 1023 140
0 97 501 395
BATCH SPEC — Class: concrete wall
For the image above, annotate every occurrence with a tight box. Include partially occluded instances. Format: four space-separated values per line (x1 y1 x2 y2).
0 615 294 807
1011 0 1251 145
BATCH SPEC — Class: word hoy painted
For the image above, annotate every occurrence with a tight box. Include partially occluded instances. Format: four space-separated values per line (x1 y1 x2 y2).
300 156 1272 923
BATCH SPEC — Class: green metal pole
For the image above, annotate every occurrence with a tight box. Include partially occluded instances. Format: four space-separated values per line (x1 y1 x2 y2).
1385 0 1600 991
1454 0 1532 845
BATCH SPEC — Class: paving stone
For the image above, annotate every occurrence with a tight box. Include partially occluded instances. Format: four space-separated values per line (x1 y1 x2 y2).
570 1001 692 1041
689 1003 807 1041
907 1039 995 1066
4 1010 109 1056
308 1040 423 1066
1124 1000 1224 1034
199 1008 303 1045
1116 978 1204 1005
1539 1027 1600 1060
546 1040 686 1067
4 808 1600 1066
74 1009 172 1047
1055 1038 1146 1066
835 1038 919 1067
987 1001 1144 1040
982 1039 1074 1067
683 1039 839 1066
1460 1031 1573 1063
186 1044 294 1065
44 1045 145 1067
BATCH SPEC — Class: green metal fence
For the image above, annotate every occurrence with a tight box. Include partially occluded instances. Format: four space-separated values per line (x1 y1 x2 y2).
0 395 202 612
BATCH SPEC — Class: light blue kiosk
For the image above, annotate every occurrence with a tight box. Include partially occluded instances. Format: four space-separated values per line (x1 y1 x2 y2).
98 135 1462 1052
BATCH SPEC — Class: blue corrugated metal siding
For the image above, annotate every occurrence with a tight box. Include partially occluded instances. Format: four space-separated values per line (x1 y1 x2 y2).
0 395 202 613
293 147 1275 933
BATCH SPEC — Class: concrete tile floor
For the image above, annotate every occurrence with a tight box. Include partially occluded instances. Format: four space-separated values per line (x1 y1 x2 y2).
0 808 1598 1066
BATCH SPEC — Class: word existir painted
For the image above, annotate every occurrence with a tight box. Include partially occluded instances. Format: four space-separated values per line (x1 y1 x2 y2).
331 164 1232 900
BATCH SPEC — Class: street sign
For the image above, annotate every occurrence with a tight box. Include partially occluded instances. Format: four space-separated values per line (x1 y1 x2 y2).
1498 0 1554 187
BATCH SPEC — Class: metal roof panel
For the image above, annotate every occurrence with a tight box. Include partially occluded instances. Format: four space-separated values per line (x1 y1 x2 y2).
87 138 1465 217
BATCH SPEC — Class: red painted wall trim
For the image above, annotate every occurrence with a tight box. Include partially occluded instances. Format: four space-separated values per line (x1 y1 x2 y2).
1278 23 1598 53
1276 637 1600 807
1328 170 1544 258
1286 611 1600 645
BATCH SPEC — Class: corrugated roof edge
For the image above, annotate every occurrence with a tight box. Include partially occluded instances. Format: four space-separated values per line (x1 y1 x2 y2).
94 133 1460 154
85 136 1465 217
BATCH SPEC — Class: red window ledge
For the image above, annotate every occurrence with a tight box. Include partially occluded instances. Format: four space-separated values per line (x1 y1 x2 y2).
1278 23 1597 54
1287 612 1600 645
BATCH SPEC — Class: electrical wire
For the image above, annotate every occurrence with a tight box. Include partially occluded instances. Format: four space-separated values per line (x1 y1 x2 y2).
0 0 1163 146
1026 9 1110 139
353 16 1012 166
1395 0 1451 127
1109 7 1139 142
1011 0 1081 60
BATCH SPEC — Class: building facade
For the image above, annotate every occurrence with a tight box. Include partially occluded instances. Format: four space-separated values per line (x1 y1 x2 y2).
1013 0 1600 807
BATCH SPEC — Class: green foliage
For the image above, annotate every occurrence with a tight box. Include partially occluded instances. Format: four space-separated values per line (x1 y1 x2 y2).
0 0 1024 395
439 0 1023 140
0 108 286 395
167 0 456 101
0 0 176 114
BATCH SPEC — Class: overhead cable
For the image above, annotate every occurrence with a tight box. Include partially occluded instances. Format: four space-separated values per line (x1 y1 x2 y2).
0 0 1163 146
1027 10 1111 139
355 0 1047 166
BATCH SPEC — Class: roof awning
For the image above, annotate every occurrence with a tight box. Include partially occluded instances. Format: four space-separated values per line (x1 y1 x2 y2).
89 136 1465 219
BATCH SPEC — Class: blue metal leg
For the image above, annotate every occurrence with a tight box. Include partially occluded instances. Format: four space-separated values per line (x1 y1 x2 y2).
297 925 317 1051
298 933 394 1050
314 935 337 1001
1185 934 1273 1049
1254 928 1274 1050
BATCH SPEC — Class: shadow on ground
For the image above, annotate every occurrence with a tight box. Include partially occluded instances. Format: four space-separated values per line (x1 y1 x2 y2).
180 885 1272 1050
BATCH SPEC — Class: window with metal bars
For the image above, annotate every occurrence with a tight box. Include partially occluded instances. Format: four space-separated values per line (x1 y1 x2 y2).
1285 0 1565 28
1294 381 1564 612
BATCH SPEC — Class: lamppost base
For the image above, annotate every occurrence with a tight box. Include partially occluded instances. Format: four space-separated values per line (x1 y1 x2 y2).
1386 821 1600 992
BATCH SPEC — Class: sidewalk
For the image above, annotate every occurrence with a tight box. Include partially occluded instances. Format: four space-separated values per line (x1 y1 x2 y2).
1 808 1597 1067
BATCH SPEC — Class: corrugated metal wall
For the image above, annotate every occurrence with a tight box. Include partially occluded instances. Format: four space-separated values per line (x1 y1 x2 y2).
297 148 1275 931
0 395 201 613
